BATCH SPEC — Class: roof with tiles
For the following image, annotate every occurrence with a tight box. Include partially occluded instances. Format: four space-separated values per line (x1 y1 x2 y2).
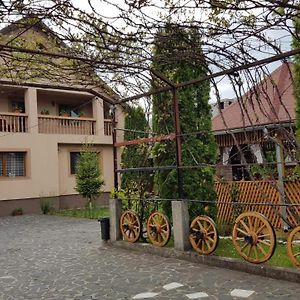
212 63 296 132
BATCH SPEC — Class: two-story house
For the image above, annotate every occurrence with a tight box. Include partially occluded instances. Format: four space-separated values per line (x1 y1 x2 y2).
0 19 124 216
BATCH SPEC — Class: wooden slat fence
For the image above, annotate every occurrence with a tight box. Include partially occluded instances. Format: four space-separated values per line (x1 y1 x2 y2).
216 180 300 229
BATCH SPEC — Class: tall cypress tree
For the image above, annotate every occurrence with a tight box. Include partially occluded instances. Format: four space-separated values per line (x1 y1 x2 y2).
151 25 217 218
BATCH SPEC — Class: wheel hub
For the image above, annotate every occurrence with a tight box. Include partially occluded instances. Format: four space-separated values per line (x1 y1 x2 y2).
244 233 258 245
195 231 204 240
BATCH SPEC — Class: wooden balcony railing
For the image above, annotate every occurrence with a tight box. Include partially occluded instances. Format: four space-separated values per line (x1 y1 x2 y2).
0 112 28 133
38 115 96 135
104 119 112 136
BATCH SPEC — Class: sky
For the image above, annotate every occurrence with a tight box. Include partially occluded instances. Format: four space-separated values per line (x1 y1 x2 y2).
74 0 294 103
0 0 294 103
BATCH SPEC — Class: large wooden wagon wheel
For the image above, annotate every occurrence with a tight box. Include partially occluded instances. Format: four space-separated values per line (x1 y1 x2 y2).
287 225 300 268
120 210 141 243
189 215 219 255
147 211 171 247
232 212 276 264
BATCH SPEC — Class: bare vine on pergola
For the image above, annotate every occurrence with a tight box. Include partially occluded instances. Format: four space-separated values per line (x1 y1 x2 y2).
0 1 299 171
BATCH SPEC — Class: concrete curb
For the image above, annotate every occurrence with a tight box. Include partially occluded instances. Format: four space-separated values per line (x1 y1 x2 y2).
110 240 300 283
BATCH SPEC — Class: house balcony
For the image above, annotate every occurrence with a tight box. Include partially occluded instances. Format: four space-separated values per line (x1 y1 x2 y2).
0 86 115 138
0 112 28 133
38 115 96 135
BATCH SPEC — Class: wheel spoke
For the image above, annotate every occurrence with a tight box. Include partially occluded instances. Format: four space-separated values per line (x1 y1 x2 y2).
247 245 253 257
201 239 205 252
237 227 248 236
239 220 250 233
258 239 271 247
293 251 300 258
240 241 249 251
256 223 266 235
197 220 204 231
254 245 258 260
205 239 211 250
207 231 216 235
257 243 267 256
206 224 212 232
248 216 253 231
257 233 270 239
207 236 215 243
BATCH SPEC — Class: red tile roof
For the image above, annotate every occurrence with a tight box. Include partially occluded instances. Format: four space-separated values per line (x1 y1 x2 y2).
212 63 296 132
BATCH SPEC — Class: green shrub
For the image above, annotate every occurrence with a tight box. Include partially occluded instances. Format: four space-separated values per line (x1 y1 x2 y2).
40 198 54 214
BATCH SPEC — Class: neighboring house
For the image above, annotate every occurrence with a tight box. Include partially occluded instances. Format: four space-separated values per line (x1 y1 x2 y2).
0 19 124 216
212 63 297 181
211 97 236 118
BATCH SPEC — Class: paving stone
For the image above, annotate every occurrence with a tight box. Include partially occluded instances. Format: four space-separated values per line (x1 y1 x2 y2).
163 282 184 290
0 215 299 300
132 292 159 299
230 289 255 298
186 292 209 299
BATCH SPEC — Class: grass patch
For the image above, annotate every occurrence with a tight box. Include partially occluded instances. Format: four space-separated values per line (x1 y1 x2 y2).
214 238 295 269
53 207 109 219
145 236 295 269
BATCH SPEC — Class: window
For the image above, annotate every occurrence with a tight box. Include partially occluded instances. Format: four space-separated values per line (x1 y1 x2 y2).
70 152 81 174
0 152 26 177
59 104 78 117
103 102 112 119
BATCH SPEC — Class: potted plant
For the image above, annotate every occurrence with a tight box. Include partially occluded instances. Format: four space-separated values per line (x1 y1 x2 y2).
78 111 85 118
12 207 23 216
13 104 23 113
59 109 69 117
40 108 50 115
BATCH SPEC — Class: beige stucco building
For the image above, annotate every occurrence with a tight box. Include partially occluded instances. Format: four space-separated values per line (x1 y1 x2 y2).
0 20 124 216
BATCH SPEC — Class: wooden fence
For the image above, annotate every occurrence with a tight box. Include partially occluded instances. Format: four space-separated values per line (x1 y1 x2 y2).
216 180 300 229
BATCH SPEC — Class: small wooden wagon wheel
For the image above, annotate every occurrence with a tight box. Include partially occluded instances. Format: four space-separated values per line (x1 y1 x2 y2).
120 210 141 243
189 215 219 255
232 212 276 264
287 225 300 268
147 211 171 247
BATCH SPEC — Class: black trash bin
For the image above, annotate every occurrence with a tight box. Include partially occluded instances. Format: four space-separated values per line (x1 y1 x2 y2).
98 217 110 241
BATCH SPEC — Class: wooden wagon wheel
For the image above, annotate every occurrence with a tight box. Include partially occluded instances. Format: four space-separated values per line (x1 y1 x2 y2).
232 212 276 264
189 215 219 255
120 210 141 243
147 211 171 247
287 225 300 268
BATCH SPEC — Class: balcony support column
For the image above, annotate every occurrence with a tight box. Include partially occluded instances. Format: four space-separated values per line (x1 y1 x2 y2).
92 97 104 138
25 88 38 134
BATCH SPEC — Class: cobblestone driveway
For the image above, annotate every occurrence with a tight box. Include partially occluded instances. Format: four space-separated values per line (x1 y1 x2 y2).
0 215 299 300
